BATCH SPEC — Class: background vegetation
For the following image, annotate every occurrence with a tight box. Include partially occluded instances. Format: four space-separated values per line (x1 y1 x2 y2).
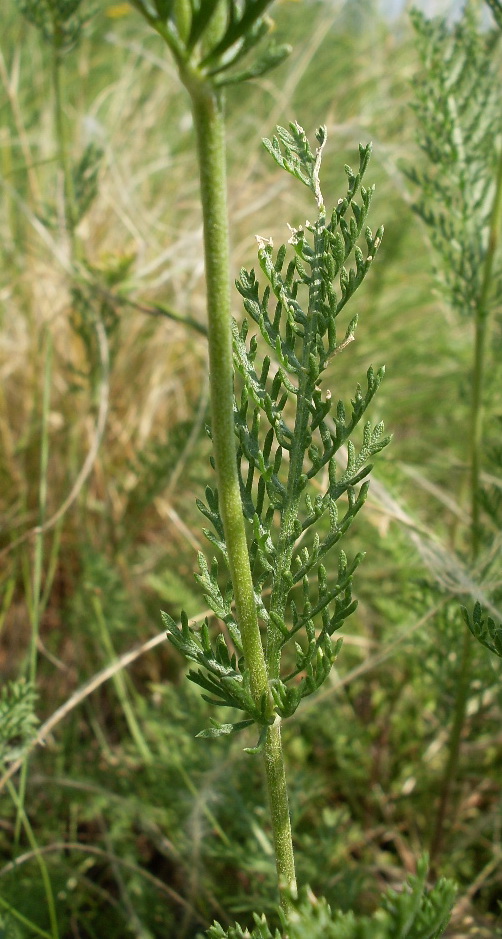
0 0 500 936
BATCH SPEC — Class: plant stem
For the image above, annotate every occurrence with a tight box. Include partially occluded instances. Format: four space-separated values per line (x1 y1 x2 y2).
186 75 297 910
51 31 78 252
14 331 52 846
30 332 52 682
267 219 325 682
262 219 327 913
0 896 52 939
264 720 297 910
91 594 153 765
429 622 471 870
470 144 502 555
8 778 59 938
430 142 502 872
188 79 268 705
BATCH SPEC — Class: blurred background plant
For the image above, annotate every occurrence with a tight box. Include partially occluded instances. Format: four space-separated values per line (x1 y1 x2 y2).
404 0 502 878
0 0 501 936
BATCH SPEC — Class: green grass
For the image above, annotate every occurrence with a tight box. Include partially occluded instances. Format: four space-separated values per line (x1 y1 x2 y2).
0 1 501 936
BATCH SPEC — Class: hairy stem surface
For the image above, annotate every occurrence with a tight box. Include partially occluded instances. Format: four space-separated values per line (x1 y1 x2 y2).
189 80 268 704
187 77 297 909
264 720 297 910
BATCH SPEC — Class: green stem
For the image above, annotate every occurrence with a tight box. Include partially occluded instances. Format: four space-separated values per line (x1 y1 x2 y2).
186 75 297 910
7 779 59 939
15 332 52 846
430 142 502 872
429 622 471 871
267 219 325 681
0 896 52 939
51 33 78 252
30 333 52 681
263 720 297 911
470 144 502 555
91 595 153 765
188 79 268 707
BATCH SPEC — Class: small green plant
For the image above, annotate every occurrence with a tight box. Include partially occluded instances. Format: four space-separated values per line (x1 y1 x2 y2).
15 0 98 243
0 680 38 768
463 600 502 658
125 1 455 934
164 120 389 909
406 0 502 869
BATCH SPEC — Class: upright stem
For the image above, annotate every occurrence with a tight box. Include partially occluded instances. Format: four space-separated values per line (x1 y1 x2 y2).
264 720 297 909
7 780 59 939
470 145 502 554
51 34 78 253
261 219 327 913
267 219 325 682
14 333 52 846
188 80 268 704
187 77 297 910
430 143 502 871
429 624 471 869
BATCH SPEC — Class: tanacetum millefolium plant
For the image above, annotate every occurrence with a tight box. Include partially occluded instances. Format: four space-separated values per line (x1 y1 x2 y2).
82 1 455 930
406 2 501 319
163 123 389 746
405 0 502 874
161 115 456 938
15 0 87 48
406 2 502 656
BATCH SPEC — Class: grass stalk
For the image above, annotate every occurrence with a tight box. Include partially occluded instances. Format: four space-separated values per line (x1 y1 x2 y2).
14 331 52 845
0 896 53 939
50 28 78 251
91 594 153 765
7 779 59 939
186 76 297 912
428 623 471 869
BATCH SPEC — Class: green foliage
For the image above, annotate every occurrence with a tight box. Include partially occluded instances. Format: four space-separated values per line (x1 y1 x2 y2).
128 0 290 85
0 680 38 767
203 857 455 939
407 3 502 657
15 0 88 48
0 912 22 939
39 143 103 231
406 0 502 874
164 125 388 739
462 601 502 658
486 0 502 29
71 142 103 224
2 0 501 931
67 546 135 641
406 2 502 317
